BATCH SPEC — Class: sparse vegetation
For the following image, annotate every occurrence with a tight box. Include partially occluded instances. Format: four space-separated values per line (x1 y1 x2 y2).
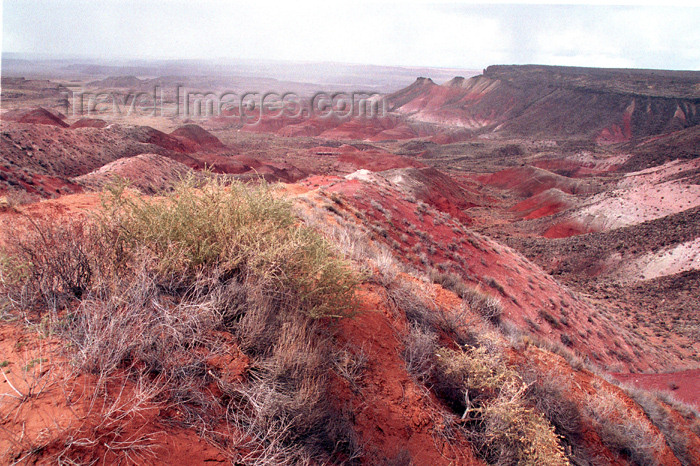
2 60 700 465
484 277 505 296
429 270 469 297
401 323 437 382
391 275 568 465
433 346 568 465
1 176 363 463
539 309 561 328
517 367 601 462
463 287 503 325
586 384 666 466
622 384 700 466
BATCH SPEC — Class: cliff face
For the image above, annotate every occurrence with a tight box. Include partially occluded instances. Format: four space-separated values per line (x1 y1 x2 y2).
387 65 700 142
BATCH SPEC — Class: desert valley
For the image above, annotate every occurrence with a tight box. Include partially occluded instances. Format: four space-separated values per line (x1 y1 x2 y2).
1 57 699 465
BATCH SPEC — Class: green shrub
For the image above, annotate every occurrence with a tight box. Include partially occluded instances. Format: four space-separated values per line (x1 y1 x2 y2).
101 176 360 319
1 175 364 463
2 177 359 320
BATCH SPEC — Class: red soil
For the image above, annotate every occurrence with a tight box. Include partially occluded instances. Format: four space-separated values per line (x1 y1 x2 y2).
319 118 398 140
481 166 592 197
321 176 653 372
2 167 699 463
611 370 700 408
170 124 226 151
277 118 336 137
382 166 478 223
596 102 634 145
511 188 576 220
2 107 69 127
69 118 108 129
512 345 688 465
333 285 482 465
0 164 83 198
237 110 414 142
139 126 193 153
338 149 424 172
0 323 230 465
543 219 601 238
241 114 307 134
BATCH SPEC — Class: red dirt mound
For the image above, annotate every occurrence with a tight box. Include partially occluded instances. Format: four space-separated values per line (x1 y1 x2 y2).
482 166 596 197
131 125 192 153
69 118 108 129
74 153 193 194
543 219 601 238
319 175 659 372
511 188 577 220
0 121 198 181
2 107 69 127
337 149 424 172
381 166 479 223
170 124 226 151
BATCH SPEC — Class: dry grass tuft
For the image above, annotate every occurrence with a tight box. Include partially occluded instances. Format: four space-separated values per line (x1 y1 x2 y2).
0 175 364 462
433 346 569 466
462 287 503 325
585 384 665 466
401 323 437 383
621 384 700 466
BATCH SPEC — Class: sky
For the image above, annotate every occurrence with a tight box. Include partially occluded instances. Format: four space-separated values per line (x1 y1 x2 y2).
2 0 700 70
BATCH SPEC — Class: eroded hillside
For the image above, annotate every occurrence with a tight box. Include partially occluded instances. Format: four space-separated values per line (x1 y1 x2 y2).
1 64 699 464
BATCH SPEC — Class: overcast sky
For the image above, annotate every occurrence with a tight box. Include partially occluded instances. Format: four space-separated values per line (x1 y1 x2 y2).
3 0 699 70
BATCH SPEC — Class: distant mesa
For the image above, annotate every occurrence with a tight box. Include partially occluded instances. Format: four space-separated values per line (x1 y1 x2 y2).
386 65 700 142
2 107 69 127
87 75 145 88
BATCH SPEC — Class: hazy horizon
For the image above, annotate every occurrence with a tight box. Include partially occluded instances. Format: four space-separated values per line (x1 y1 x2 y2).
3 1 700 71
